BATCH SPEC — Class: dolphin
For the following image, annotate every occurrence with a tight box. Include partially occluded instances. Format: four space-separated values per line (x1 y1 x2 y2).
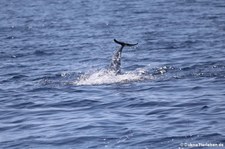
110 39 138 74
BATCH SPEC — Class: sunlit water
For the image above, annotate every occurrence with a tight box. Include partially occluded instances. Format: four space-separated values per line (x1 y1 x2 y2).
1 0 225 148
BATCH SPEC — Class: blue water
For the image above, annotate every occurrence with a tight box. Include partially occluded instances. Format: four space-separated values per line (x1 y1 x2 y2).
1 0 225 148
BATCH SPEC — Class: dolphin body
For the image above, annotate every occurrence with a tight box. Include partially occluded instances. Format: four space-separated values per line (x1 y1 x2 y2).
109 39 138 74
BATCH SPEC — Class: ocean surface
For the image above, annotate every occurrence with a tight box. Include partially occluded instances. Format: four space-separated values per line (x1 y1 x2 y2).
1 0 225 148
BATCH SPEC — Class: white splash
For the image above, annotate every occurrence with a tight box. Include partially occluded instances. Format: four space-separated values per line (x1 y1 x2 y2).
73 68 153 86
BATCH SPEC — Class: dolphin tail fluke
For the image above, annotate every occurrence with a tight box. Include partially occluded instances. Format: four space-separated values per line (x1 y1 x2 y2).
114 39 138 47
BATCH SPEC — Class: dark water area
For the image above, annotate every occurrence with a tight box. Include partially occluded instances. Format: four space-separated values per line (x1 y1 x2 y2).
1 0 225 148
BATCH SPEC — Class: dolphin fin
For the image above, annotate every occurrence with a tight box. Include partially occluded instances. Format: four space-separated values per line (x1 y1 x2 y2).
114 39 138 47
